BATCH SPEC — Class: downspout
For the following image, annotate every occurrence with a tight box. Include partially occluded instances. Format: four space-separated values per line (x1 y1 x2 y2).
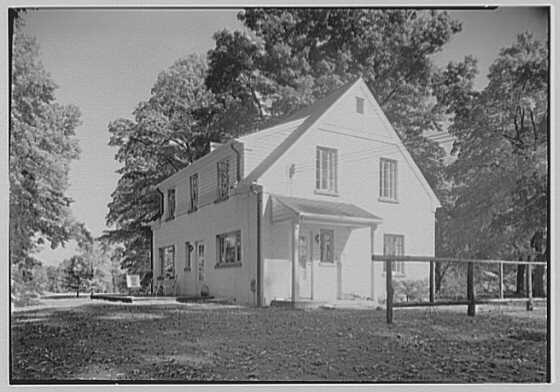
256 187 263 306
251 183 264 307
153 188 164 294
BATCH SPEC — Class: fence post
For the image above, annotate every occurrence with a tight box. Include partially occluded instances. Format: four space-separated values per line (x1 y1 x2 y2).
467 262 476 316
386 259 393 324
429 260 435 304
498 262 504 299
526 262 533 311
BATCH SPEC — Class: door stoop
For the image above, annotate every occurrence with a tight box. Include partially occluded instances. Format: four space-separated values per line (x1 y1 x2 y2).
269 299 327 310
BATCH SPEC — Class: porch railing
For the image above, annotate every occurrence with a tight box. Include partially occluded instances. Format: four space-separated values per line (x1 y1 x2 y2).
371 255 548 324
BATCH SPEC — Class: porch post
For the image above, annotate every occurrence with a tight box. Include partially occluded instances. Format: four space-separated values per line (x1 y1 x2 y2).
291 218 300 304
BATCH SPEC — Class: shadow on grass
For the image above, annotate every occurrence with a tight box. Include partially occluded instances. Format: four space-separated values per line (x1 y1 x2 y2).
10 301 548 383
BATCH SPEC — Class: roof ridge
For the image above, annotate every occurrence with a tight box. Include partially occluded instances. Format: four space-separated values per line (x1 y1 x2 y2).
237 76 362 141
244 77 362 183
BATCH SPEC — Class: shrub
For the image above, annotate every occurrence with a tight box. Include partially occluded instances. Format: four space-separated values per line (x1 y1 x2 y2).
393 278 429 302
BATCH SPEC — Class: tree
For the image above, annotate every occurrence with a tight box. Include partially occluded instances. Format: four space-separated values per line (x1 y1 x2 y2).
103 55 216 271
437 33 548 286
61 255 94 297
45 265 62 292
206 9 463 192
10 15 81 270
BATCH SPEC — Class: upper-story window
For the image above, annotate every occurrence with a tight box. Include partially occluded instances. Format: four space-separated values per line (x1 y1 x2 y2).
356 96 364 114
379 158 398 202
189 173 198 212
216 158 230 202
316 147 338 194
167 188 176 220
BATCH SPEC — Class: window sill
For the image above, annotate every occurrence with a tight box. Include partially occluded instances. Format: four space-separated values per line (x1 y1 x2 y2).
319 262 336 267
314 189 339 197
378 197 399 204
215 262 242 269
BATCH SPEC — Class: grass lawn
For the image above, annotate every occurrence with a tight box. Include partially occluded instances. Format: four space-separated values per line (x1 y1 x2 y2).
10 299 548 383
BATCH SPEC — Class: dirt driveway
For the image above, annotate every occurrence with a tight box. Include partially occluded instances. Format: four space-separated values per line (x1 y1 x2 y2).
10 299 548 382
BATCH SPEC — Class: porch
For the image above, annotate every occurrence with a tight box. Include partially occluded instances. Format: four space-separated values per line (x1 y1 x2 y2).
264 195 382 305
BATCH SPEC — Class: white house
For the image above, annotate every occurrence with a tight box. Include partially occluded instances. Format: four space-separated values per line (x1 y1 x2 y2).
149 78 441 306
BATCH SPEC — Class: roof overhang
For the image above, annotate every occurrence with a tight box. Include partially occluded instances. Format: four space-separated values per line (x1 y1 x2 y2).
272 195 382 228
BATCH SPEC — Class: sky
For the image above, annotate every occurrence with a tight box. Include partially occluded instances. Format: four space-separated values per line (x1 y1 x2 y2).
20 7 548 266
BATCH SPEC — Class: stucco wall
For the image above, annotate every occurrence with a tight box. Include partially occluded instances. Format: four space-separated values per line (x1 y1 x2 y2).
152 190 258 305
257 81 437 304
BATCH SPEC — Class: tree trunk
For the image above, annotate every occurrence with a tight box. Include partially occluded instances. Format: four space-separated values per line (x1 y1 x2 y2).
76 277 80 297
516 264 525 296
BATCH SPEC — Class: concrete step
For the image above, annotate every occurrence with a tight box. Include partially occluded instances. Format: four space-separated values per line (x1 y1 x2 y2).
270 299 327 310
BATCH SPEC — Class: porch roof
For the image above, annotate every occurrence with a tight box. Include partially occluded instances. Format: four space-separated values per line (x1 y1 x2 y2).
272 195 382 226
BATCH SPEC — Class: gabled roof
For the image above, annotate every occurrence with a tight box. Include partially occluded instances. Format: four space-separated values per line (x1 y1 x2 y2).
243 77 361 183
240 77 441 209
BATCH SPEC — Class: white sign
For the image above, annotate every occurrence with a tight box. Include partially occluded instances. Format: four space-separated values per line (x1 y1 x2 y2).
126 274 141 288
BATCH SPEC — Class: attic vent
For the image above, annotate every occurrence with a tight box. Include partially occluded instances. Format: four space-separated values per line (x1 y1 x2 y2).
356 97 364 114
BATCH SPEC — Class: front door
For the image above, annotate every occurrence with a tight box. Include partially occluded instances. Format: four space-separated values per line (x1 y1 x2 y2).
298 234 312 299
195 242 205 296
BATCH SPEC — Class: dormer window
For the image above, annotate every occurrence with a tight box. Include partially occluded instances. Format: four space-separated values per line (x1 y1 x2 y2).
216 158 230 202
167 188 176 220
356 97 364 114
189 173 198 212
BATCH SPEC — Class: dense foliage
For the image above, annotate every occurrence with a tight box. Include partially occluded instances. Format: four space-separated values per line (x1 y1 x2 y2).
437 32 548 259
10 18 82 269
102 54 215 271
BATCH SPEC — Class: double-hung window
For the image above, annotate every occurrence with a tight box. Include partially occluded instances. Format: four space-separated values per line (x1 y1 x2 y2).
216 230 241 267
159 245 175 278
379 158 398 202
383 234 405 274
316 147 338 194
189 173 198 212
167 189 176 220
216 159 230 202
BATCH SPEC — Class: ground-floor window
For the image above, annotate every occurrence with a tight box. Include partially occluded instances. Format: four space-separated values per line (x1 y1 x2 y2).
383 234 405 274
216 230 241 266
159 245 175 278
185 242 192 271
320 229 334 263
197 242 205 281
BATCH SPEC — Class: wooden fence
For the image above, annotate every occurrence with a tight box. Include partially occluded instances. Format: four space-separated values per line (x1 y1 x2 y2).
371 255 548 324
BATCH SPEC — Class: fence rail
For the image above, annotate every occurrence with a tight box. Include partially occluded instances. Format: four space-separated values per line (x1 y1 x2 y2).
371 254 548 324
372 255 547 266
